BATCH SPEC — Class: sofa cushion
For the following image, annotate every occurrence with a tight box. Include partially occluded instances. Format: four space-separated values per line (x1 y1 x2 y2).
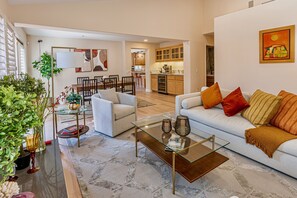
201 82 222 109
271 90 297 135
98 88 119 104
222 87 250 117
113 104 135 120
201 87 251 109
242 89 282 126
181 96 202 109
180 106 255 138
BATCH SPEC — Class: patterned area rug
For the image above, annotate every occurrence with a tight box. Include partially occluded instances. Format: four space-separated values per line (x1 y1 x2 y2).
137 99 155 108
63 128 297 198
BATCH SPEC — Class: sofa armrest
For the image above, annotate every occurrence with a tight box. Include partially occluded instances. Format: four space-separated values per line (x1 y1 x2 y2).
91 95 114 121
175 92 201 115
117 92 137 107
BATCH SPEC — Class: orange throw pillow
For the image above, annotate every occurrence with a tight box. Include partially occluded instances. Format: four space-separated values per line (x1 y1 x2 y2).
222 87 250 117
270 90 297 135
201 82 222 109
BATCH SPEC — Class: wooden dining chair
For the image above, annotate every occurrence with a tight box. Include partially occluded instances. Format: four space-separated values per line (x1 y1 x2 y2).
94 76 103 82
77 77 89 84
122 76 135 95
103 77 118 90
109 75 120 81
82 79 98 105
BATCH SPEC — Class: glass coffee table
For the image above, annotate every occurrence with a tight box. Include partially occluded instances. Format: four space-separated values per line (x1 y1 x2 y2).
132 113 229 194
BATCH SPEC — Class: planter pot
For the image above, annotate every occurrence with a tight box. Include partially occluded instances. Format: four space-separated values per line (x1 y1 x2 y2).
68 103 80 110
15 150 30 170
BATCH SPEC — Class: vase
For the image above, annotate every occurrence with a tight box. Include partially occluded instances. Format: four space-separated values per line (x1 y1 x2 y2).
35 125 46 152
162 119 172 133
68 103 80 110
174 115 191 137
26 134 40 174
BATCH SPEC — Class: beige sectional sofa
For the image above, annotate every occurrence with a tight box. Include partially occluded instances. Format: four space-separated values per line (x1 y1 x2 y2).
176 87 297 178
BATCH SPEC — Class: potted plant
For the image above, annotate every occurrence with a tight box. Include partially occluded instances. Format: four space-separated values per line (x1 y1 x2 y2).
0 86 40 184
66 92 82 110
0 74 49 152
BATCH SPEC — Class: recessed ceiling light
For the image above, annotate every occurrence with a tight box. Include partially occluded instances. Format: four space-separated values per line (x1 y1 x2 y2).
144 39 148 42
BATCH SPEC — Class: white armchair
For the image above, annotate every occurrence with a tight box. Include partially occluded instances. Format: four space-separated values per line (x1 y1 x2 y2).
91 92 137 137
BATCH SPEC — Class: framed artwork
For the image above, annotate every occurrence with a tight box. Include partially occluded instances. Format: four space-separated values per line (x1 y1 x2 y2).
259 25 295 63
74 49 92 72
74 49 108 72
92 49 108 71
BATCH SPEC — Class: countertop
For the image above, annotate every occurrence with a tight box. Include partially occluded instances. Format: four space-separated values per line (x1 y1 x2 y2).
151 73 184 76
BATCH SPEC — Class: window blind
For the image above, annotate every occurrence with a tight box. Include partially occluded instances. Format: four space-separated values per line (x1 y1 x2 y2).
0 15 6 78
6 25 17 75
17 41 25 74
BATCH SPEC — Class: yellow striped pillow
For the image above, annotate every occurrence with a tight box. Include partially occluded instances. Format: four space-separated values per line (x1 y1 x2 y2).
242 89 282 126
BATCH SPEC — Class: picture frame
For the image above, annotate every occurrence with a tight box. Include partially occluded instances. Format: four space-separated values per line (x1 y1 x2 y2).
259 25 295 63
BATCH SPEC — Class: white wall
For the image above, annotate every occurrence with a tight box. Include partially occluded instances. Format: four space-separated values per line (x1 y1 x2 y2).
27 35 123 96
215 0 297 95
203 0 273 33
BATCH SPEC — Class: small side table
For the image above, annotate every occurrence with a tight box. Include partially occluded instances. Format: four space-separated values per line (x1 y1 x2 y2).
54 105 89 147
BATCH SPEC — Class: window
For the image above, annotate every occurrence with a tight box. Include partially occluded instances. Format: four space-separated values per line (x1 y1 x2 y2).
0 15 6 78
17 40 26 74
6 25 17 75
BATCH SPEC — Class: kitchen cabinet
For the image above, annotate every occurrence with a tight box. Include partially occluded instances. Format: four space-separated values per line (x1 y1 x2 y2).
167 75 184 95
156 49 163 62
151 74 158 91
155 44 183 62
162 48 171 61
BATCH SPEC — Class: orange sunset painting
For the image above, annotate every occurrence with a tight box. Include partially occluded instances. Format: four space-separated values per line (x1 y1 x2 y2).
260 25 295 63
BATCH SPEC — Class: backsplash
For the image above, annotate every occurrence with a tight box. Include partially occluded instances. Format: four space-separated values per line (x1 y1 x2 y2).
151 61 184 74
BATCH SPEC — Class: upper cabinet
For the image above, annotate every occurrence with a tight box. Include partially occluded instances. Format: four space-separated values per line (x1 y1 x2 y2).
155 44 183 62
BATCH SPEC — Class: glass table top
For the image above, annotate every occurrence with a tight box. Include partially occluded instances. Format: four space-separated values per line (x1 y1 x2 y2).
54 104 91 115
132 113 230 163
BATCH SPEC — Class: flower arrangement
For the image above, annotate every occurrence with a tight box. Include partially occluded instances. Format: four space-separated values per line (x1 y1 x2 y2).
0 181 19 198
56 86 72 105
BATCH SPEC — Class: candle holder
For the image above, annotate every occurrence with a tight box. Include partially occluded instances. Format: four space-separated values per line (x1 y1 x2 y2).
26 134 40 174
162 119 172 133
174 115 191 137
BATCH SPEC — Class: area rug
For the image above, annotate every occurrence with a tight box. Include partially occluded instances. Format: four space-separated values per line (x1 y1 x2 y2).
137 98 155 108
63 127 297 198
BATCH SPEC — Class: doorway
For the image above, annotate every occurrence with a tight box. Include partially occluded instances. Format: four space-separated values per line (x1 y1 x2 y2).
206 45 214 87
131 48 146 90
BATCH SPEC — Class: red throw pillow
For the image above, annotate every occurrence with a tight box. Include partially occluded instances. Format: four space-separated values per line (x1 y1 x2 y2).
221 87 250 117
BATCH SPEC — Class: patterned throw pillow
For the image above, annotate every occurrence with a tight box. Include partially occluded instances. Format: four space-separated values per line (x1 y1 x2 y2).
221 87 250 117
201 82 222 109
242 89 282 126
270 90 297 135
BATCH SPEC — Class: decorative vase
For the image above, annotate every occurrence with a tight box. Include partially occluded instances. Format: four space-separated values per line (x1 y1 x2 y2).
68 103 80 110
162 119 172 133
35 124 46 152
174 115 191 137
26 134 40 174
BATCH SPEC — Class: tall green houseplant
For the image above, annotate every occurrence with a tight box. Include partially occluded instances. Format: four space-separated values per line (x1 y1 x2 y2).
0 86 40 184
32 52 63 150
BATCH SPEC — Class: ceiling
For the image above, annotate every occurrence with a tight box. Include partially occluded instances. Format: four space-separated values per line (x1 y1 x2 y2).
8 0 105 5
16 23 179 44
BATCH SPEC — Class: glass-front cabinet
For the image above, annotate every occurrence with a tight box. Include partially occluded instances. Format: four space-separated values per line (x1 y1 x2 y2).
171 47 180 60
156 49 163 62
162 48 171 61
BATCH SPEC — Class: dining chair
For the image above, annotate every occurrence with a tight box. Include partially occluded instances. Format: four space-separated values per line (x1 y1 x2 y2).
77 77 89 85
122 76 135 95
109 75 120 81
94 76 103 83
103 77 118 90
82 79 98 105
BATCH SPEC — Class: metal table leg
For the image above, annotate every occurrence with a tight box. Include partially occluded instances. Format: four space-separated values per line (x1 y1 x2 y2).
135 127 138 157
76 113 80 147
172 152 176 194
